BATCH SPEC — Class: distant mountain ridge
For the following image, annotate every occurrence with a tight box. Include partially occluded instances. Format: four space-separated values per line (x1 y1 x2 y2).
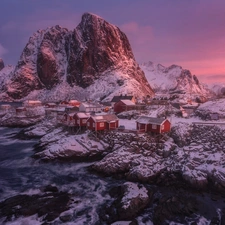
0 13 154 102
140 61 214 102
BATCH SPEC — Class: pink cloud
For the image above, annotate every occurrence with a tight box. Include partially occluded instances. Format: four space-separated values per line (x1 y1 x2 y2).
178 58 225 84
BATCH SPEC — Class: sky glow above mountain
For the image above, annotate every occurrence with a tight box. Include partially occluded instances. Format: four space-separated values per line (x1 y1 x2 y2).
0 0 224 84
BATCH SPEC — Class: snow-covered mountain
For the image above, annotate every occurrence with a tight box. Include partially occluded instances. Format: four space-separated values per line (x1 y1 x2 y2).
140 61 213 102
207 83 225 97
0 13 154 102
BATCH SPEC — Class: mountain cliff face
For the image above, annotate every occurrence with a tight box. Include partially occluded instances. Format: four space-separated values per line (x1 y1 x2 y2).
3 13 154 101
140 61 213 102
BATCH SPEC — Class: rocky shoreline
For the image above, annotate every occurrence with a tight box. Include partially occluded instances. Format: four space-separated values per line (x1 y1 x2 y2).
1 120 225 224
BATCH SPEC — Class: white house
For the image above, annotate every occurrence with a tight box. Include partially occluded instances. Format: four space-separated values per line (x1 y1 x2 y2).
79 102 102 113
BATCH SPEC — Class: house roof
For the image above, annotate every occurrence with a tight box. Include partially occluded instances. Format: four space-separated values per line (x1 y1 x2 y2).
69 100 80 103
80 102 102 108
63 112 76 117
111 95 133 102
90 114 118 122
75 112 90 118
46 103 56 106
120 99 135 106
27 100 42 104
136 116 169 125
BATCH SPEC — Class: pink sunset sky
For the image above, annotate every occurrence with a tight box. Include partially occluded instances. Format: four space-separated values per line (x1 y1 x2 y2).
0 0 224 84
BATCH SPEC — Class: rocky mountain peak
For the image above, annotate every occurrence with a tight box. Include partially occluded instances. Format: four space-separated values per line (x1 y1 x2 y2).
3 13 154 101
0 59 4 71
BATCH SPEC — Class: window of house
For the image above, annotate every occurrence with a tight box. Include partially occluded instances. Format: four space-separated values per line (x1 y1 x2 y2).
83 119 87 123
152 124 157 129
93 122 95 127
100 122 104 127
87 122 90 126
77 119 80 125
161 125 164 130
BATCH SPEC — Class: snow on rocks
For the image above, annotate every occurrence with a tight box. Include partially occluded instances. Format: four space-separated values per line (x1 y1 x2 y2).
93 123 225 192
117 182 149 220
33 129 109 161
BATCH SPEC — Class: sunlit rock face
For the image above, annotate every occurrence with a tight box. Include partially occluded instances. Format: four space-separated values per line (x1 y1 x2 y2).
0 59 4 71
4 13 154 101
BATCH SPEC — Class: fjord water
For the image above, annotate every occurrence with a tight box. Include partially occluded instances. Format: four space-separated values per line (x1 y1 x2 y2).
0 127 119 225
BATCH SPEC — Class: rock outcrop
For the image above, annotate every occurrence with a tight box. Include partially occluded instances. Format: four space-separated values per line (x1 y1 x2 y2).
0 59 4 71
0 185 71 223
3 13 154 101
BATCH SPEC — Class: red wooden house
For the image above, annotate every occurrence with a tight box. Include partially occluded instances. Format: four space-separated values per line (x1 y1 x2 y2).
114 100 136 113
68 100 81 107
73 112 90 128
111 95 136 106
136 116 171 134
87 114 119 131
63 112 76 126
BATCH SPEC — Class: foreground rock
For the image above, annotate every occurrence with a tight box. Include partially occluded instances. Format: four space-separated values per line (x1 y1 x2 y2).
31 123 225 192
99 182 150 224
0 114 44 127
15 118 57 139
93 125 225 194
0 185 71 223
33 128 109 161
0 106 45 127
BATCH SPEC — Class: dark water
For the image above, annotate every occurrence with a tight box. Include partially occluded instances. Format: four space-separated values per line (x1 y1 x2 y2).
0 127 224 225
0 127 122 225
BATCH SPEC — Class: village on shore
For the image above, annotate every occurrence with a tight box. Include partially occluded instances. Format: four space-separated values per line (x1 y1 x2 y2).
1 94 225 224
0 95 174 134
1 94 223 134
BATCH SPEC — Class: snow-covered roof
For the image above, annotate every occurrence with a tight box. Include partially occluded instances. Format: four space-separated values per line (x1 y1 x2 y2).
76 112 90 118
120 100 135 106
27 100 42 104
136 116 168 125
90 114 118 122
69 100 80 103
80 102 102 108
46 103 56 106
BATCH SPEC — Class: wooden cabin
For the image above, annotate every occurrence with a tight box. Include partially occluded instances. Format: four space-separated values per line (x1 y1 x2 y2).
136 116 171 134
87 114 119 131
79 102 102 113
114 100 136 113
63 112 76 126
111 95 136 106
68 100 80 107
65 106 79 113
23 100 42 107
73 112 90 128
